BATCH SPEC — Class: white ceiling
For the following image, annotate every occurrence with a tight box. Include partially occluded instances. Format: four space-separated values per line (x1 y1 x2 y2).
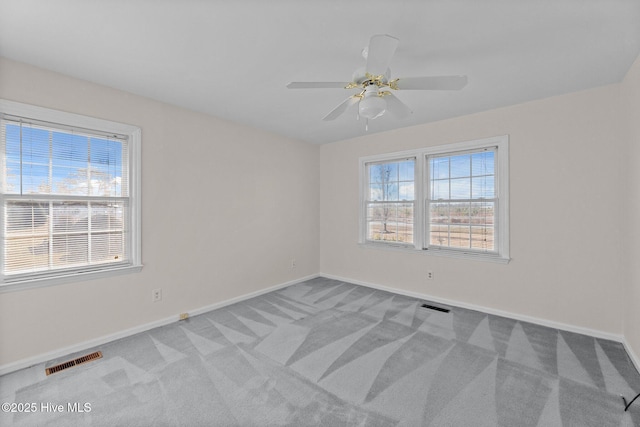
1 0 639 144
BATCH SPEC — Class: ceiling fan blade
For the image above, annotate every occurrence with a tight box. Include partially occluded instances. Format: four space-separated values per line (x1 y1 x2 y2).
365 34 399 76
323 96 360 121
287 82 350 89
383 93 412 119
393 75 468 90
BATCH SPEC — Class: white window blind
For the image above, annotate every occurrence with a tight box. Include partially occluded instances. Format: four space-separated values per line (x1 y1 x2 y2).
1 115 132 282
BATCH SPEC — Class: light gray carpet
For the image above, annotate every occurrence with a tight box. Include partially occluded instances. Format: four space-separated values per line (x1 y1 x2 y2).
1 277 639 426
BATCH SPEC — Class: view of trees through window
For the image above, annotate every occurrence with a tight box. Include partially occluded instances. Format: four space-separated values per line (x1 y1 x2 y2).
366 159 415 244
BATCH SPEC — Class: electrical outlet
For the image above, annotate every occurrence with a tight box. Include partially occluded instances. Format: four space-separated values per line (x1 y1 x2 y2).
290 258 296 270
427 271 434 280
152 288 162 302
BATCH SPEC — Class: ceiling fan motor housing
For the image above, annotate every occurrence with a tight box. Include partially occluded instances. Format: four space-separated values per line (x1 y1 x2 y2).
352 66 391 86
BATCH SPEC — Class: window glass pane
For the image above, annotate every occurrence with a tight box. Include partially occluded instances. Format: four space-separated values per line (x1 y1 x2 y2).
5 124 21 162
369 162 398 185
91 137 122 167
51 132 88 195
368 160 415 202
52 234 88 267
22 164 50 194
52 202 88 233
383 182 399 201
5 237 50 273
4 201 50 274
471 151 494 175
385 162 398 180
6 201 49 236
369 183 383 201
91 232 124 263
5 161 21 193
380 203 398 240
369 164 383 184
366 202 414 244
396 202 414 244
450 178 471 199
91 137 124 197
472 176 495 199
431 180 449 200
21 127 50 166
430 157 449 180
449 225 471 248
91 202 124 232
430 224 449 246
52 132 87 164
399 160 414 181
399 182 414 201
366 204 381 240
51 166 84 195
449 154 470 178
52 202 89 268
4 124 22 194
449 202 470 225
430 202 449 224
90 164 122 197
471 226 494 250
470 202 495 225
89 166 117 197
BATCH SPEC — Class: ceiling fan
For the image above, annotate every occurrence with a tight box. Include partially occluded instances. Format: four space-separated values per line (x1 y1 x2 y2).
287 34 467 125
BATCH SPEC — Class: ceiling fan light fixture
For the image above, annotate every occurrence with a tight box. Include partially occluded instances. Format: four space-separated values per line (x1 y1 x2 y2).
358 87 386 120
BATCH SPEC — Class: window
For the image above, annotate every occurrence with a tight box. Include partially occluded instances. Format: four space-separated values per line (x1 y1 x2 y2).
359 136 509 262
0 100 141 290
365 157 415 245
428 149 495 251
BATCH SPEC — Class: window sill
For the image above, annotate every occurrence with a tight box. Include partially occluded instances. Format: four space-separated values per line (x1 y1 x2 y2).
359 242 510 264
0 264 143 293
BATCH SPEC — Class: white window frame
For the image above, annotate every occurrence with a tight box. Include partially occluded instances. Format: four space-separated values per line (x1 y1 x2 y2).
359 135 510 263
0 99 142 292
362 155 418 248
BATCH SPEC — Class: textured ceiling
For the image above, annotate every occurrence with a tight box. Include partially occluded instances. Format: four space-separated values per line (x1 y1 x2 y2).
1 0 639 144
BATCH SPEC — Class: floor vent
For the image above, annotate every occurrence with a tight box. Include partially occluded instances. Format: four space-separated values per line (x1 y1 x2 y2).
45 351 102 376
420 303 450 313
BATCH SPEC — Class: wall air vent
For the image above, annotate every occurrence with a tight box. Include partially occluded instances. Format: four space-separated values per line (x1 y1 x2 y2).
420 303 450 313
45 351 103 376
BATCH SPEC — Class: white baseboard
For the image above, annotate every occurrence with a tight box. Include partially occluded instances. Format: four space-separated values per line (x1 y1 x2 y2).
0 274 319 376
320 273 625 343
